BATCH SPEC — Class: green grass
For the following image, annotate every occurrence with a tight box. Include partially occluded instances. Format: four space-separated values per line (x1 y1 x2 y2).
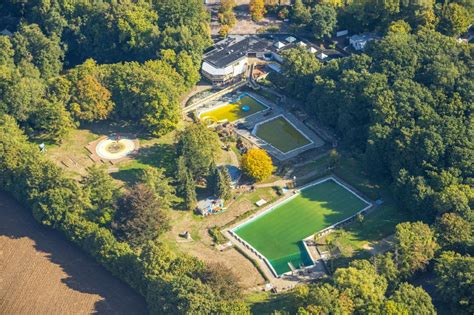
255 90 280 104
199 94 267 123
246 291 297 315
311 153 407 268
256 116 311 153
234 179 369 275
293 155 330 178
321 202 406 270
111 130 178 185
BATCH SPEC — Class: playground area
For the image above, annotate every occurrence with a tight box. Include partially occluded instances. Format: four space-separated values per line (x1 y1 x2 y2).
198 93 269 123
231 177 371 276
254 115 313 154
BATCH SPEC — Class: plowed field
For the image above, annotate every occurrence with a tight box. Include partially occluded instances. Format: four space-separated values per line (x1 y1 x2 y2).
0 192 147 315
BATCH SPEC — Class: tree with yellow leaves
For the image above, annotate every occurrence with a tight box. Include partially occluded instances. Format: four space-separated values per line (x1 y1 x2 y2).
241 148 273 182
249 0 266 22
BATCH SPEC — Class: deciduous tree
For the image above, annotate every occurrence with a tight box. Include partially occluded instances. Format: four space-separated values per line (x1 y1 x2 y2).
249 0 267 22
81 165 120 226
177 123 220 179
435 212 472 249
394 222 438 277
384 283 436 315
434 251 474 314
114 184 170 247
241 148 273 182
311 4 337 40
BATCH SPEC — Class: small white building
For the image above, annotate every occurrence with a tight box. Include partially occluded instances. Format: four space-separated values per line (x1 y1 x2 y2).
349 33 378 51
197 197 225 216
274 41 285 49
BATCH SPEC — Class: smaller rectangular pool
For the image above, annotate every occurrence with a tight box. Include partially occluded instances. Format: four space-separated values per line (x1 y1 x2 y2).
199 93 268 123
255 116 312 153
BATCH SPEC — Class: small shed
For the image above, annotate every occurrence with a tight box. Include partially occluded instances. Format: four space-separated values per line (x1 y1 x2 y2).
197 197 226 216
349 33 378 51
274 41 286 49
285 36 297 43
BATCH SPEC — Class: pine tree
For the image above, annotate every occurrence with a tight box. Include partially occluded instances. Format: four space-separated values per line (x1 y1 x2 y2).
184 171 197 210
208 161 219 195
216 167 232 201
176 156 188 196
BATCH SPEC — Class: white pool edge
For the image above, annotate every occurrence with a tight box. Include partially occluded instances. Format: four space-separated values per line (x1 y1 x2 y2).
230 176 373 278
251 114 315 155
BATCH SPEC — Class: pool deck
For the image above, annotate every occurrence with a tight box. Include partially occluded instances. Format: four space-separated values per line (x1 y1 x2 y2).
224 175 374 290
232 93 324 160
223 182 329 291
194 87 325 160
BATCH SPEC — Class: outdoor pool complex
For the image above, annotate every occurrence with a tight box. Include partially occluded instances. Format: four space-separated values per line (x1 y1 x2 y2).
233 178 370 276
255 116 311 153
199 93 268 123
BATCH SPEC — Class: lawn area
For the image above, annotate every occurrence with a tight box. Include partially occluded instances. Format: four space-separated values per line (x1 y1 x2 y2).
111 130 178 185
255 116 311 153
199 94 268 123
292 154 330 178
234 178 370 275
319 201 406 270
313 153 407 268
246 291 297 315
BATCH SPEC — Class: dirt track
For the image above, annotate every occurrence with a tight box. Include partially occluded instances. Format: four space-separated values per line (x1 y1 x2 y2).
0 192 147 315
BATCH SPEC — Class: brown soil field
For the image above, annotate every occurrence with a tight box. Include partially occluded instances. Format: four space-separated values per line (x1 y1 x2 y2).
0 192 147 315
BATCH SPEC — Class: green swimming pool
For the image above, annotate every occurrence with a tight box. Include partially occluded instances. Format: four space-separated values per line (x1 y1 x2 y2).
255 116 311 153
233 178 369 275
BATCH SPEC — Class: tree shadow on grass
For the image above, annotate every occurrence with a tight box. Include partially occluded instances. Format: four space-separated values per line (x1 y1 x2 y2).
111 143 177 186
111 168 144 186
135 143 176 173
81 120 142 137
0 192 147 314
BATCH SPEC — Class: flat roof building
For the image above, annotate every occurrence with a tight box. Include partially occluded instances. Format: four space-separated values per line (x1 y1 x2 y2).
202 35 345 86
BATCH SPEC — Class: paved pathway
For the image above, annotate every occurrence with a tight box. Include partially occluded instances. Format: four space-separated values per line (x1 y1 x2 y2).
184 81 247 113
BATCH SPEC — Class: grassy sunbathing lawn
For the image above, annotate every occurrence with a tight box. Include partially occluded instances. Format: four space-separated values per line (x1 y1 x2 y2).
256 116 311 153
234 178 369 275
199 94 268 123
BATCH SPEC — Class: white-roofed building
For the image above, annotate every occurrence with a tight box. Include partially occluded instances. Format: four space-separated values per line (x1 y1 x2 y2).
274 41 285 49
349 33 378 51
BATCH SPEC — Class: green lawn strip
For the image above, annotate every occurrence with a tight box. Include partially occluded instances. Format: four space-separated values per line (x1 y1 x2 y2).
256 116 311 153
255 90 280 104
246 291 297 315
200 95 267 123
234 179 368 275
223 187 280 229
292 155 330 178
322 202 406 270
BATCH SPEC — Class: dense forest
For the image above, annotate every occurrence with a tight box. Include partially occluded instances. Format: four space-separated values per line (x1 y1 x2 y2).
0 0 473 314
0 0 209 142
286 0 472 40
271 22 473 315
